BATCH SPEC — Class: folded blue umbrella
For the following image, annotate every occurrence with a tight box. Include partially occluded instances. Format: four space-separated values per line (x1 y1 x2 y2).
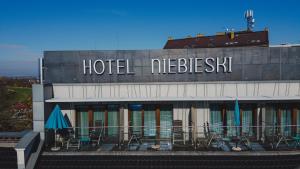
45 104 69 129
45 104 69 150
234 99 240 126
233 99 241 147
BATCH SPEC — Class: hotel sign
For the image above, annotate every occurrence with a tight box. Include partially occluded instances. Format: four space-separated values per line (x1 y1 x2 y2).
43 47 300 83
82 57 232 75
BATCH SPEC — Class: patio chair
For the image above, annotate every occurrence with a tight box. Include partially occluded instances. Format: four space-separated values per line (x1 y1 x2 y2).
263 124 277 149
194 123 211 149
239 123 252 150
172 120 184 145
275 126 290 149
240 132 252 150
56 133 69 149
66 128 80 150
128 122 142 148
89 120 104 147
206 122 227 149
291 133 300 148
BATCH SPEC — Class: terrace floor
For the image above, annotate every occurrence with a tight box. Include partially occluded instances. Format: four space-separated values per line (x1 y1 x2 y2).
44 139 300 153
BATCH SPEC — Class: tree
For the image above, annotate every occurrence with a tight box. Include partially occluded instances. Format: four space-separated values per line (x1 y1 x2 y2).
0 84 8 111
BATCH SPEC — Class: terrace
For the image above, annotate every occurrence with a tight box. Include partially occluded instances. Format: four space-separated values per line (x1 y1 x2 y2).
44 124 300 153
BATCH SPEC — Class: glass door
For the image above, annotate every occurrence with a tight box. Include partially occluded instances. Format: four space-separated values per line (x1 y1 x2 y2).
280 108 292 136
210 104 222 134
78 111 89 141
107 105 119 137
226 105 237 137
265 105 277 136
242 106 253 136
93 109 105 135
297 109 300 137
129 104 143 136
160 105 173 139
144 105 156 137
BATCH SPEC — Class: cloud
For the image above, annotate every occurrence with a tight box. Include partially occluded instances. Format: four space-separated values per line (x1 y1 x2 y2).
0 60 38 77
85 9 128 17
0 44 41 76
110 9 128 17
0 44 27 50
0 43 40 61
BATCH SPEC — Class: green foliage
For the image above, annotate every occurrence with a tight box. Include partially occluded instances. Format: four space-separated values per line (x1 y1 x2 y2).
7 87 32 103
0 85 33 131
0 85 8 111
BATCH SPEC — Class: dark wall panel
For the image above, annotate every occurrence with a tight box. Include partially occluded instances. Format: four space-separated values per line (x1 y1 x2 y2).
43 47 300 83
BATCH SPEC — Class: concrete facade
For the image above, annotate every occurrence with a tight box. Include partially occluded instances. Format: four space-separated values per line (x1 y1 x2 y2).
33 46 300 143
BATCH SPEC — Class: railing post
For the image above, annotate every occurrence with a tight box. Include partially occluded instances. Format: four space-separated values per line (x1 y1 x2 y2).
15 148 25 169
15 131 40 169
261 106 266 142
123 107 129 141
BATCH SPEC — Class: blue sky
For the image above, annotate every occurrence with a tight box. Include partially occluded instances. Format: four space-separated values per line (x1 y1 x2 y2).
0 0 299 76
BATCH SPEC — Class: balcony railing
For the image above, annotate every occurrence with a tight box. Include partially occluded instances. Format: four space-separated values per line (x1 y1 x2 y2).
44 124 300 152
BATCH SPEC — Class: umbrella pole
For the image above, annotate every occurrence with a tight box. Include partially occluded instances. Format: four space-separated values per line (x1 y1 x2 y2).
54 129 57 149
235 126 238 148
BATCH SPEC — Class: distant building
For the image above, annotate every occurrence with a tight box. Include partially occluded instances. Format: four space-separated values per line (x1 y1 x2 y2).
164 30 269 49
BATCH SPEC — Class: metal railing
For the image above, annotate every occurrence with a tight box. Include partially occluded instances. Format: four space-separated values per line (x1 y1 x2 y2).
45 124 300 151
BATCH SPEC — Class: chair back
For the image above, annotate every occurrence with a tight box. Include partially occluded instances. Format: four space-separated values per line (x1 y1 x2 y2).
173 120 183 133
129 121 142 137
206 122 212 138
203 123 208 138
94 120 104 136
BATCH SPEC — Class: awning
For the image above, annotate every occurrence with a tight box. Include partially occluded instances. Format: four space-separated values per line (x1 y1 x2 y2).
45 96 300 103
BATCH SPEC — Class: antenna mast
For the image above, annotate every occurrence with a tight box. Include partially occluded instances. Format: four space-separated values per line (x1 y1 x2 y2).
245 9 255 31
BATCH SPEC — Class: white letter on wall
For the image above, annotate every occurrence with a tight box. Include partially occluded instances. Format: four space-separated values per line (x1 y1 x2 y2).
205 58 215 73
189 58 193 73
93 59 105 75
168 59 176 74
117 59 125 74
178 58 187 73
126 59 135 74
216 57 227 73
83 59 92 74
227 57 232 73
194 58 203 73
162 59 166 74
107 59 114 75
151 59 161 74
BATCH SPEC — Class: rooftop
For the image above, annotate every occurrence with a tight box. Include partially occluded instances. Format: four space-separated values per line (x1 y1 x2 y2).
164 30 269 49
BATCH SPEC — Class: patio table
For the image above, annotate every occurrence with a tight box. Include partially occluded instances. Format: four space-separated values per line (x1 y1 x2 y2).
231 136 240 148
292 136 300 148
275 134 289 149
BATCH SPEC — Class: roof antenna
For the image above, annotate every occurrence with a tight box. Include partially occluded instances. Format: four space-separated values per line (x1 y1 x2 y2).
223 26 234 33
245 9 255 31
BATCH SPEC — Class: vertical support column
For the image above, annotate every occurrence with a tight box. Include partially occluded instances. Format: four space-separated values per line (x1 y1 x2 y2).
195 101 210 138
70 104 76 129
15 148 25 169
156 106 160 143
191 105 197 142
256 106 261 141
123 106 129 141
60 103 76 133
292 106 297 136
39 58 43 85
184 105 190 142
32 84 45 140
173 102 190 142
119 106 124 143
261 105 266 142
